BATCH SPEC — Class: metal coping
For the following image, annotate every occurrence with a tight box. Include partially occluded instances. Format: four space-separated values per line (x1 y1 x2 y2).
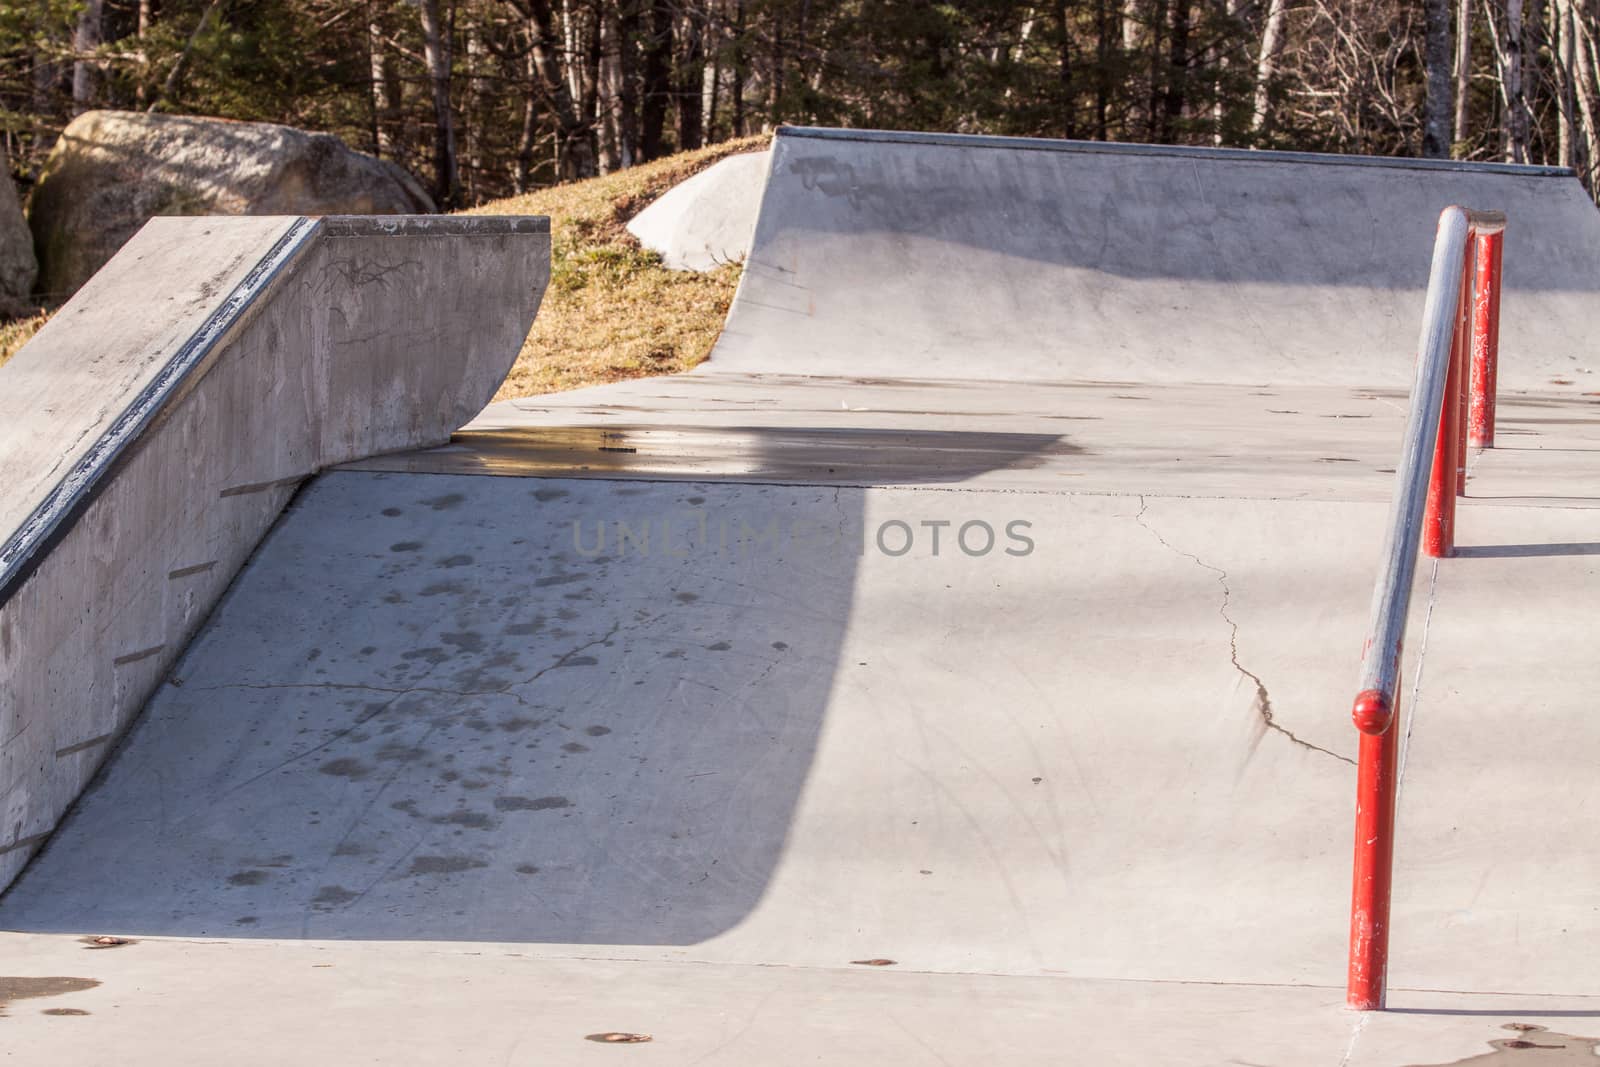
320 215 550 238
775 125 1577 178
0 213 550 606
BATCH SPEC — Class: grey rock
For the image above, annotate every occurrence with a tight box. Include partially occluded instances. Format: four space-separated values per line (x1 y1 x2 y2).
0 144 38 313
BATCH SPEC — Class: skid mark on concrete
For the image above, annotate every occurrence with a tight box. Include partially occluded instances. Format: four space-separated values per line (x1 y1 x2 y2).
1134 496 1355 766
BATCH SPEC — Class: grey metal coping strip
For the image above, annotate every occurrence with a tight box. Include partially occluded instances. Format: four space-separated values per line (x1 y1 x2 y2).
776 125 1577 178
0 217 322 606
319 215 550 238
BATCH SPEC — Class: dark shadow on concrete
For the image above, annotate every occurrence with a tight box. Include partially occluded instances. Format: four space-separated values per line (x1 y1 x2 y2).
1456 542 1600 558
0 425 1060 945
1384 1009 1600 1018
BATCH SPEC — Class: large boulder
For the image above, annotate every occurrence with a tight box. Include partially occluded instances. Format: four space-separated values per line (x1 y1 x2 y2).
0 145 38 313
28 110 435 296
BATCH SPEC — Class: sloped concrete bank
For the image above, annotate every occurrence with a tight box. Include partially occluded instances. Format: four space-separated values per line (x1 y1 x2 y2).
0 214 550 889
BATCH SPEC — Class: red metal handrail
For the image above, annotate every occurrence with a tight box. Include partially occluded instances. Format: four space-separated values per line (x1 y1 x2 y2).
1347 206 1504 1012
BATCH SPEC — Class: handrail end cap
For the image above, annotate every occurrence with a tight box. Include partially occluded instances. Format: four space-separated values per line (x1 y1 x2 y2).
1352 689 1393 735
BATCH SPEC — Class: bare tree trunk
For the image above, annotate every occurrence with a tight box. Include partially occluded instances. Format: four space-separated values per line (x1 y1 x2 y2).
1422 0 1453 156
702 2 721 141
417 0 460 205
1553 0 1577 167
72 0 103 113
1505 0 1528 162
1096 0 1113 139
135 0 154 106
1453 0 1470 143
1161 0 1189 136
516 41 540 192
152 0 224 111
519 0 596 180
1146 0 1166 138
732 0 746 135
618 0 641 164
1249 0 1287 135
464 24 486 202
1122 0 1141 52
640 0 673 159
678 2 706 150
598 0 622 171
1569 7 1600 187
369 1 395 158
769 0 785 124
1055 0 1076 138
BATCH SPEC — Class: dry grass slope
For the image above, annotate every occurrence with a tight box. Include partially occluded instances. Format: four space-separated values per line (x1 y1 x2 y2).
0 312 47 368
468 134 770 399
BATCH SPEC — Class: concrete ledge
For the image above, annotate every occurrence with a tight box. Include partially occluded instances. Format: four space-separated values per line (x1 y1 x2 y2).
0 213 549 887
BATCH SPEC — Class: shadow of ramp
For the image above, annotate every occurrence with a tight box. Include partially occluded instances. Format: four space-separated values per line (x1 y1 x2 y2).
0 427 1063 945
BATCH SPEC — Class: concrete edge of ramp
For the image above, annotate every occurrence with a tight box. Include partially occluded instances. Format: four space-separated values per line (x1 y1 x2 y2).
0 213 551 889
708 126 1599 387
773 123 1576 175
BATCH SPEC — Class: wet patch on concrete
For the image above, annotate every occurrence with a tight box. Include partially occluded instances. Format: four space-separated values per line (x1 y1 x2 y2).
1410 1025 1600 1064
430 810 495 830
493 795 571 812
311 885 360 908
0 977 99 1017
406 855 489 876
319 758 371 780
534 573 587 588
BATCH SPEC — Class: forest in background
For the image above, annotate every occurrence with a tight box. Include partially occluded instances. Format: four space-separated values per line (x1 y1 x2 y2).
3 0 1599 209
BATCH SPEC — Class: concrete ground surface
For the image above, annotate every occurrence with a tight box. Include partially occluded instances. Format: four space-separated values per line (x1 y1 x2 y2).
4 129 1600 1063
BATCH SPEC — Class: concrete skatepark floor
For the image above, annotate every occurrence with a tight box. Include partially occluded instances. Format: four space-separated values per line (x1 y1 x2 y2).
4 129 1600 1063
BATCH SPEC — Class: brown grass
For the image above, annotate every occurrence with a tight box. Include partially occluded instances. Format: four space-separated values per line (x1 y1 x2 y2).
0 311 47 369
468 134 770 400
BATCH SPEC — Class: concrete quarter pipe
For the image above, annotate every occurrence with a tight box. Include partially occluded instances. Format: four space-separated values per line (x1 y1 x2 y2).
2 128 1600 1064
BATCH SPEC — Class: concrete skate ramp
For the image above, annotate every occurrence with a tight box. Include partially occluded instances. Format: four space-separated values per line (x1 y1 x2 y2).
6 132 1600 1064
0 215 550 889
713 127 1600 388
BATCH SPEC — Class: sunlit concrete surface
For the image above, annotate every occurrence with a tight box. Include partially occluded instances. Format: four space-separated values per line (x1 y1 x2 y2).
3 129 1599 1064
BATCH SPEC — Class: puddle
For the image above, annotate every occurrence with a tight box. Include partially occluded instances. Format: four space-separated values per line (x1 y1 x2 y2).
0 977 100 1017
1414 1025 1600 1065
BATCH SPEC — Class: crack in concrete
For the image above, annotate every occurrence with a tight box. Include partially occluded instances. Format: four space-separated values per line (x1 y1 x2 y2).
1134 496 1354 767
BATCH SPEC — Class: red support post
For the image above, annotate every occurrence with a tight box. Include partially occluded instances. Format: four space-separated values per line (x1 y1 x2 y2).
1348 687 1401 1011
1423 272 1469 558
1469 231 1504 449
1454 241 1473 497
